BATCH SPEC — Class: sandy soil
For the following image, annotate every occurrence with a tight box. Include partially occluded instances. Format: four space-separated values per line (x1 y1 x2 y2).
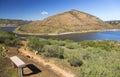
7 47 61 77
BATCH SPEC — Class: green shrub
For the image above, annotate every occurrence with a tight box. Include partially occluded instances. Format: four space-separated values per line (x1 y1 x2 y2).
42 45 64 59
48 39 58 45
79 40 120 51
0 30 20 46
0 46 7 57
82 53 91 60
48 39 65 46
4 37 20 46
79 40 95 48
27 36 40 51
27 36 50 52
56 41 66 46
65 39 74 43
68 55 83 67
39 39 50 45
66 43 79 49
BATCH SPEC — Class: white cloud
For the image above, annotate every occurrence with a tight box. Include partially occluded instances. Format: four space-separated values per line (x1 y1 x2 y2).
41 11 48 15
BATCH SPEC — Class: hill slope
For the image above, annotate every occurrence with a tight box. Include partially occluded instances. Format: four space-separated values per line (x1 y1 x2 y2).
0 18 31 27
106 20 120 29
15 10 112 34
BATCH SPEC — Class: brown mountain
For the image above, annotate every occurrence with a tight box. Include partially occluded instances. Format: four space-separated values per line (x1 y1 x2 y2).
0 18 32 27
15 10 112 34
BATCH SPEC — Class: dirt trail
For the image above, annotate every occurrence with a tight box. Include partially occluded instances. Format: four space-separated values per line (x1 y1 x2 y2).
18 41 75 77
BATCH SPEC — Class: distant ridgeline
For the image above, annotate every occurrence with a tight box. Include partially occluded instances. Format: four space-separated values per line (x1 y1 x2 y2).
0 18 32 27
106 20 120 29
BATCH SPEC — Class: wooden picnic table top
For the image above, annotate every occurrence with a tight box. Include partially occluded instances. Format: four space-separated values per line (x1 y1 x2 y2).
10 56 26 68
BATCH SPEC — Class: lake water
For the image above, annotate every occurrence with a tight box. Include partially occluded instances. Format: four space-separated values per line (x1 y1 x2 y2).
0 27 120 42
0 27 17 32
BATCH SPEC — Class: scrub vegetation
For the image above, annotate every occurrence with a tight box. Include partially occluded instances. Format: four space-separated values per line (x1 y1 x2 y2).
0 30 20 46
0 30 20 77
26 36 120 77
0 30 120 77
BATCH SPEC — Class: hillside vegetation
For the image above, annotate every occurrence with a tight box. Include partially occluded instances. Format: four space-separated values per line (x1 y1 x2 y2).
0 30 120 77
0 30 20 46
0 18 31 27
26 36 120 77
0 30 21 77
106 20 120 29
15 10 112 34
0 30 61 77
0 45 18 77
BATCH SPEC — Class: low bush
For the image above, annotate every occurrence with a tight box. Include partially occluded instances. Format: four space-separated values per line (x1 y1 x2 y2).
0 45 7 57
56 41 66 46
27 36 50 52
0 30 20 46
42 45 64 59
79 40 120 51
65 39 74 43
68 55 83 67
66 43 79 49
27 36 41 51
48 39 66 46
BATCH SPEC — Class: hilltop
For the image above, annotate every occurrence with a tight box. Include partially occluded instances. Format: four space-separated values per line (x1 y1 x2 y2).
0 18 32 27
15 10 112 35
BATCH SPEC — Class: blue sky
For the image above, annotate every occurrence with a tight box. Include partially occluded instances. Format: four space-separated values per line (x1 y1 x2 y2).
0 0 120 21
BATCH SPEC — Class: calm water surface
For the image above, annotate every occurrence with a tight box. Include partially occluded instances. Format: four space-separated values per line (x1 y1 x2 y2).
0 27 120 42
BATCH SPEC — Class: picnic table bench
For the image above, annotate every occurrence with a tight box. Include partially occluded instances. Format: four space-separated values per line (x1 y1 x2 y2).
10 56 26 77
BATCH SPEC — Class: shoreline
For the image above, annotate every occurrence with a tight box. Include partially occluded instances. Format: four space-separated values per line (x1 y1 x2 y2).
13 29 120 36
0 26 17 27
